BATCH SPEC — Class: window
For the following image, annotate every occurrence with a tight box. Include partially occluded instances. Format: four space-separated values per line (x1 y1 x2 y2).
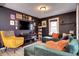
49 17 59 35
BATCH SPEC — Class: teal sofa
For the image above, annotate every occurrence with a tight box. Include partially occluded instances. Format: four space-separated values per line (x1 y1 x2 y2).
34 44 76 56
24 40 79 56
24 35 79 56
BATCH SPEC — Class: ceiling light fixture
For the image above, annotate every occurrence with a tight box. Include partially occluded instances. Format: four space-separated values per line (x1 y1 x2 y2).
40 6 46 11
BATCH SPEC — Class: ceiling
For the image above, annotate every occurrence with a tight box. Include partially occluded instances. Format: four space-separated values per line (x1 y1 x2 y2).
0 3 76 18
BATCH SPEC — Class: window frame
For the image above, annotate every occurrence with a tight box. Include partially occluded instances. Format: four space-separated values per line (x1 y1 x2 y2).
49 17 59 35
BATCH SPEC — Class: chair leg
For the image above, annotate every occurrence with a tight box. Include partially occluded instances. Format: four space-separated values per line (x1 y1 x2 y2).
14 48 16 53
0 49 4 53
5 47 7 52
5 47 9 55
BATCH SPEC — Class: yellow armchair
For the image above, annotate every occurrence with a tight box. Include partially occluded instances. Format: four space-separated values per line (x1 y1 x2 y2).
0 31 24 48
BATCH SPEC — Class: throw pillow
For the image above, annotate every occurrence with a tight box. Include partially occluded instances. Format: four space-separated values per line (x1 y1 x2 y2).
52 33 59 39
46 41 57 49
57 40 69 51
46 40 69 51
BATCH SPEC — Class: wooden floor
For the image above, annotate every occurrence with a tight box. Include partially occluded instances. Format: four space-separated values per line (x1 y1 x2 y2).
0 42 36 56
0 47 24 56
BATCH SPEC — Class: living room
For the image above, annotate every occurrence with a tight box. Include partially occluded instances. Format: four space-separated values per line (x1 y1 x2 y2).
0 3 79 56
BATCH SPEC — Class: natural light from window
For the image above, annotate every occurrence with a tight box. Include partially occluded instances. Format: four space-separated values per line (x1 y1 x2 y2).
49 18 59 35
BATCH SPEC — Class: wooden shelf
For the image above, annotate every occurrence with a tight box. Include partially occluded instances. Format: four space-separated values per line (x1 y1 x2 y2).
38 26 42 38
38 26 42 28
60 22 75 25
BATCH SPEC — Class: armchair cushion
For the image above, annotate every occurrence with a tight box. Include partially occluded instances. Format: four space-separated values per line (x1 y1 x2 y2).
3 31 14 37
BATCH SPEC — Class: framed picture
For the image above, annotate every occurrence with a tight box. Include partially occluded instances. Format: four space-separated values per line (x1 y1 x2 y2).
10 20 14 25
26 16 28 20
23 14 26 20
28 16 32 21
16 13 22 20
10 14 15 19
42 20 47 27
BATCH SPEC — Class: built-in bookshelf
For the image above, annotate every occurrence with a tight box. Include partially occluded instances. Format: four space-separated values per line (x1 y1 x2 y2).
38 26 42 39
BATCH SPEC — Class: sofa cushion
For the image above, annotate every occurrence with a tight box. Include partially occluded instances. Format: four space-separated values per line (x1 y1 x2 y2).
61 36 69 40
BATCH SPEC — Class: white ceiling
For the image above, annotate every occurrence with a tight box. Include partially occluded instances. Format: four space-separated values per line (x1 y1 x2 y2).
1 3 76 18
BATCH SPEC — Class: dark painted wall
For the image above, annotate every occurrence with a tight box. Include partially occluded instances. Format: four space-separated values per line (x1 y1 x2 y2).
0 6 39 36
38 12 76 36
0 6 76 36
0 6 16 30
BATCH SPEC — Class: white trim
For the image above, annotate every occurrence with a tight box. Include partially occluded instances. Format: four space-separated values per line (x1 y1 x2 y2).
76 4 79 40
49 17 59 35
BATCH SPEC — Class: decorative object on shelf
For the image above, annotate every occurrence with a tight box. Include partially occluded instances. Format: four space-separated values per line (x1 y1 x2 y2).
38 32 42 35
15 20 18 29
15 26 18 30
38 28 42 31
42 20 47 27
38 26 42 28
30 24 34 30
10 14 15 20
16 13 22 20
26 16 28 20
38 25 42 40
38 35 42 38
33 22 36 26
26 16 30 21
28 16 32 21
10 20 15 25
23 14 26 20
15 20 18 26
